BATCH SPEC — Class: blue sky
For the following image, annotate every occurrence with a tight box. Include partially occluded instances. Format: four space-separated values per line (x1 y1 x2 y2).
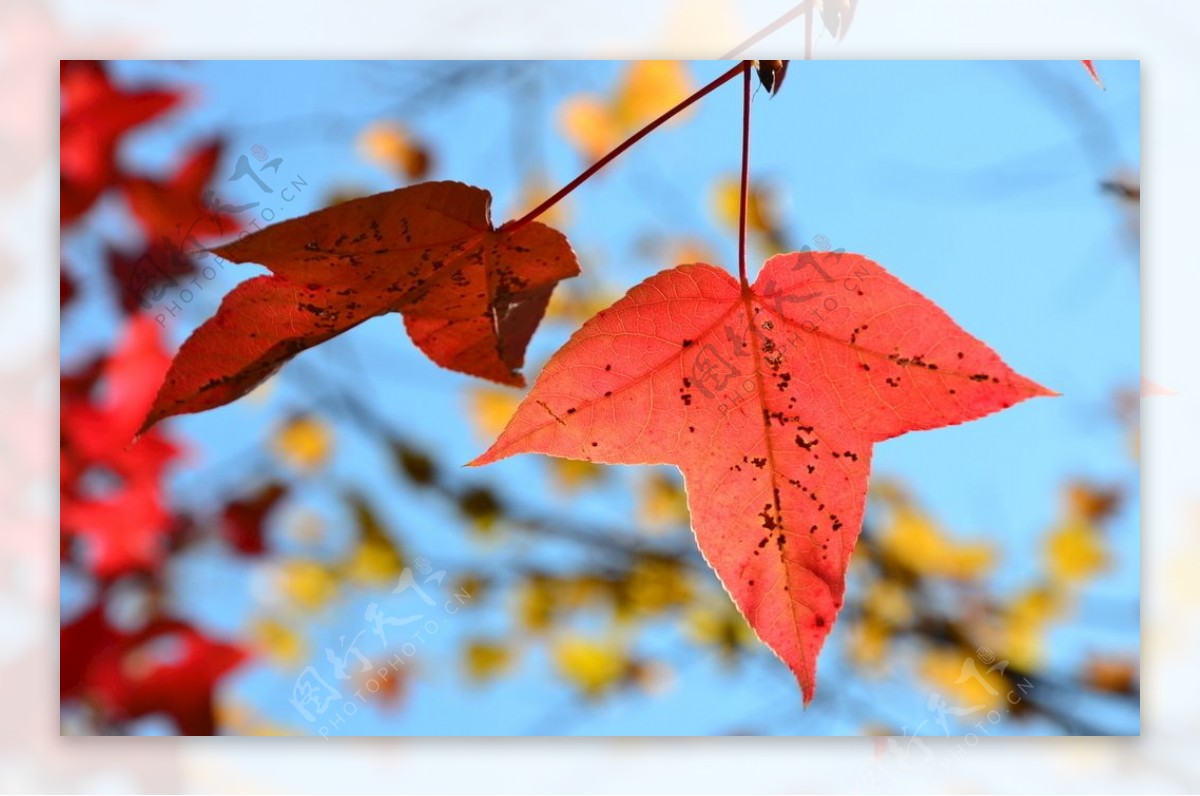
61 60 1140 736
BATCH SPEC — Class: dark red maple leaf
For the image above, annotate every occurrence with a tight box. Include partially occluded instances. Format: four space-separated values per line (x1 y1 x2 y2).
61 603 126 703
63 609 246 736
141 180 579 431
106 238 200 315
754 60 789 95
402 281 557 387
61 265 76 308
472 251 1053 702
221 482 288 555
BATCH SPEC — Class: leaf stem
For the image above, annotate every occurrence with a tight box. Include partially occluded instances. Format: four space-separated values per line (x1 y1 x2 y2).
738 61 753 289
501 61 749 233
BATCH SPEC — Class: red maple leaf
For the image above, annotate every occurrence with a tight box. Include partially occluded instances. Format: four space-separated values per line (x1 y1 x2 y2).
121 140 242 243
61 316 182 577
471 252 1053 702
141 180 579 431
60 60 182 224
62 315 178 471
61 479 177 578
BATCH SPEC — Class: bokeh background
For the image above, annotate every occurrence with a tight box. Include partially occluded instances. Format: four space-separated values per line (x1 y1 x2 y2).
59 58 1139 738
8 0 1199 791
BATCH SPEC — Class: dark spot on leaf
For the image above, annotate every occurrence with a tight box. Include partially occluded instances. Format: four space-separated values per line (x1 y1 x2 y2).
759 503 778 531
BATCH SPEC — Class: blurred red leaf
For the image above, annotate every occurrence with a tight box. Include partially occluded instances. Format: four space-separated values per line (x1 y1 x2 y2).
142 180 579 431
61 265 76 308
63 608 246 735
61 603 125 702
472 252 1052 702
60 61 182 224
222 483 287 555
106 238 200 315
121 140 241 242
63 315 176 461
60 356 104 409
61 316 182 577
61 479 177 578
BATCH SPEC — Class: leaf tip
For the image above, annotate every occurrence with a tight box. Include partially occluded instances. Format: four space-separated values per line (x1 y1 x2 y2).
208 241 235 262
1009 371 1059 402
135 409 162 439
1023 376 1060 399
464 448 498 468
498 372 527 389
467 430 527 468
1082 60 1105 90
